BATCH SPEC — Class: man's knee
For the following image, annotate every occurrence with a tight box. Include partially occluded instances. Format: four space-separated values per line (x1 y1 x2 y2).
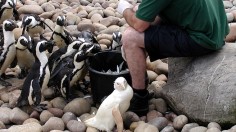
122 27 140 49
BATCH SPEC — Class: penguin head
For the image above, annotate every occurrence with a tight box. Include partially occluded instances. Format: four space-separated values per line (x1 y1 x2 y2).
3 19 17 32
21 14 42 34
36 40 54 53
56 15 66 26
16 34 32 49
74 50 86 62
70 40 83 50
8 0 16 8
1 0 16 8
77 30 98 43
112 31 122 44
114 77 127 91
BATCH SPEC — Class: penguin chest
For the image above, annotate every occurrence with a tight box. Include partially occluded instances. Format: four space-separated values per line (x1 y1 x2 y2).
16 50 35 69
69 64 85 86
0 8 13 24
53 35 66 48
41 66 50 92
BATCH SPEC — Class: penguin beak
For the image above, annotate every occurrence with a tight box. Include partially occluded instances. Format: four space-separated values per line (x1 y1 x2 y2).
46 41 54 53
85 45 95 54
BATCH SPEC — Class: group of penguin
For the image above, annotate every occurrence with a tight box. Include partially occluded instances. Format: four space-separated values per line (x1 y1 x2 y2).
0 0 123 110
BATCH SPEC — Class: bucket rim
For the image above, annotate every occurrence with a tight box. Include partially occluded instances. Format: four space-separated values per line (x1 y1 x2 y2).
86 50 130 76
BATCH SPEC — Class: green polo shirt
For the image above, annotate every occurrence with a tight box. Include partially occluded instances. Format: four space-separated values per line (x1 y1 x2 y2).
136 0 229 50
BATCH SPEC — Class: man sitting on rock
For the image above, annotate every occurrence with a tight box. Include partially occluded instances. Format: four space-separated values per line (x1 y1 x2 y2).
117 0 229 116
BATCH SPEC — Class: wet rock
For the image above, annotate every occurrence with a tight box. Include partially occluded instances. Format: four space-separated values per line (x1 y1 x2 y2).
8 122 42 132
47 108 64 118
40 110 54 124
148 117 169 131
62 112 77 125
161 125 175 132
9 107 30 125
134 121 159 132
0 107 11 124
50 97 67 110
173 115 188 130
42 117 65 132
18 5 44 14
67 120 87 132
181 123 199 132
23 118 40 124
0 121 6 129
189 126 207 132
207 122 221 130
63 98 91 117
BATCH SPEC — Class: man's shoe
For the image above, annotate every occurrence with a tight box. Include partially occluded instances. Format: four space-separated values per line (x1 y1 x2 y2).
128 92 149 116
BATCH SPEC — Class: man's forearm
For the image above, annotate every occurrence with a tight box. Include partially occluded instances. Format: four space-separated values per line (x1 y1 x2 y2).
123 9 150 32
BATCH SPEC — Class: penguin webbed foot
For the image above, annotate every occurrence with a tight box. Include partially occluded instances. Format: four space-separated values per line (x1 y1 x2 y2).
0 77 12 87
33 104 47 112
82 79 90 89
1 73 14 79
72 83 89 95
18 69 28 79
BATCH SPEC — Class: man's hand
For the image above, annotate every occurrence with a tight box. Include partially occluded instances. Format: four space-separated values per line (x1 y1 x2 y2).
117 0 134 15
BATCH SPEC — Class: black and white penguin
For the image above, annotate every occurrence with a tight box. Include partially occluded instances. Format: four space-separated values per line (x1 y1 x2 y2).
21 14 52 38
16 39 54 107
15 34 35 78
49 44 94 100
76 30 102 54
48 39 84 72
0 0 19 24
0 19 17 86
109 31 122 51
50 15 73 48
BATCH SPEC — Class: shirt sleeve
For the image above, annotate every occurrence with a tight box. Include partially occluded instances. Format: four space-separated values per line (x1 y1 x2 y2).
136 0 172 22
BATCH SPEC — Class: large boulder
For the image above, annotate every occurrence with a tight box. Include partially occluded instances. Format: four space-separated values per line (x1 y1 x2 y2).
161 43 236 126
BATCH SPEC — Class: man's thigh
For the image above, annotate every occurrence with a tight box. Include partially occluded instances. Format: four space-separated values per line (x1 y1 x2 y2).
144 24 215 61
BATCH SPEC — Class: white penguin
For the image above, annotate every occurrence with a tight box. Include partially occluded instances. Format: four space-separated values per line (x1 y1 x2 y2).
84 77 133 132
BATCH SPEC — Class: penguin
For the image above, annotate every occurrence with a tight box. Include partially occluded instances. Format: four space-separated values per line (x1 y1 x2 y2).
15 34 35 79
49 44 94 100
16 39 54 108
109 31 122 51
77 30 102 54
0 0 19 24
84 77 133 132
50 15 73 48
21 14 52 38
48 39 84 72
0 19 17 86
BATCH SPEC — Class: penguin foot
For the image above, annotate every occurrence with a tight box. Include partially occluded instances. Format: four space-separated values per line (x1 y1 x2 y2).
0 78 12 87
18 70 28 79
1 73 14 79
33 104 47 112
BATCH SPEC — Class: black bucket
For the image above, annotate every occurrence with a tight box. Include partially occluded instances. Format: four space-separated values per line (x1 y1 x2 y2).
87 51 132 103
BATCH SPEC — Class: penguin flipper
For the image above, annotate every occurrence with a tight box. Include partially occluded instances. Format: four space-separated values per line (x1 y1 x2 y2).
64 30 74 45
50 57 72 79
13 8 19 21
32 79 42 106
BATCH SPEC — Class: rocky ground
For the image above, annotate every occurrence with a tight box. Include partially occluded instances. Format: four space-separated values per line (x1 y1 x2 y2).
0 0 235 132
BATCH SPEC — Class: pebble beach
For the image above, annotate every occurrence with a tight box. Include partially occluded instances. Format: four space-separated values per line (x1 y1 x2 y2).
0 0 235 132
